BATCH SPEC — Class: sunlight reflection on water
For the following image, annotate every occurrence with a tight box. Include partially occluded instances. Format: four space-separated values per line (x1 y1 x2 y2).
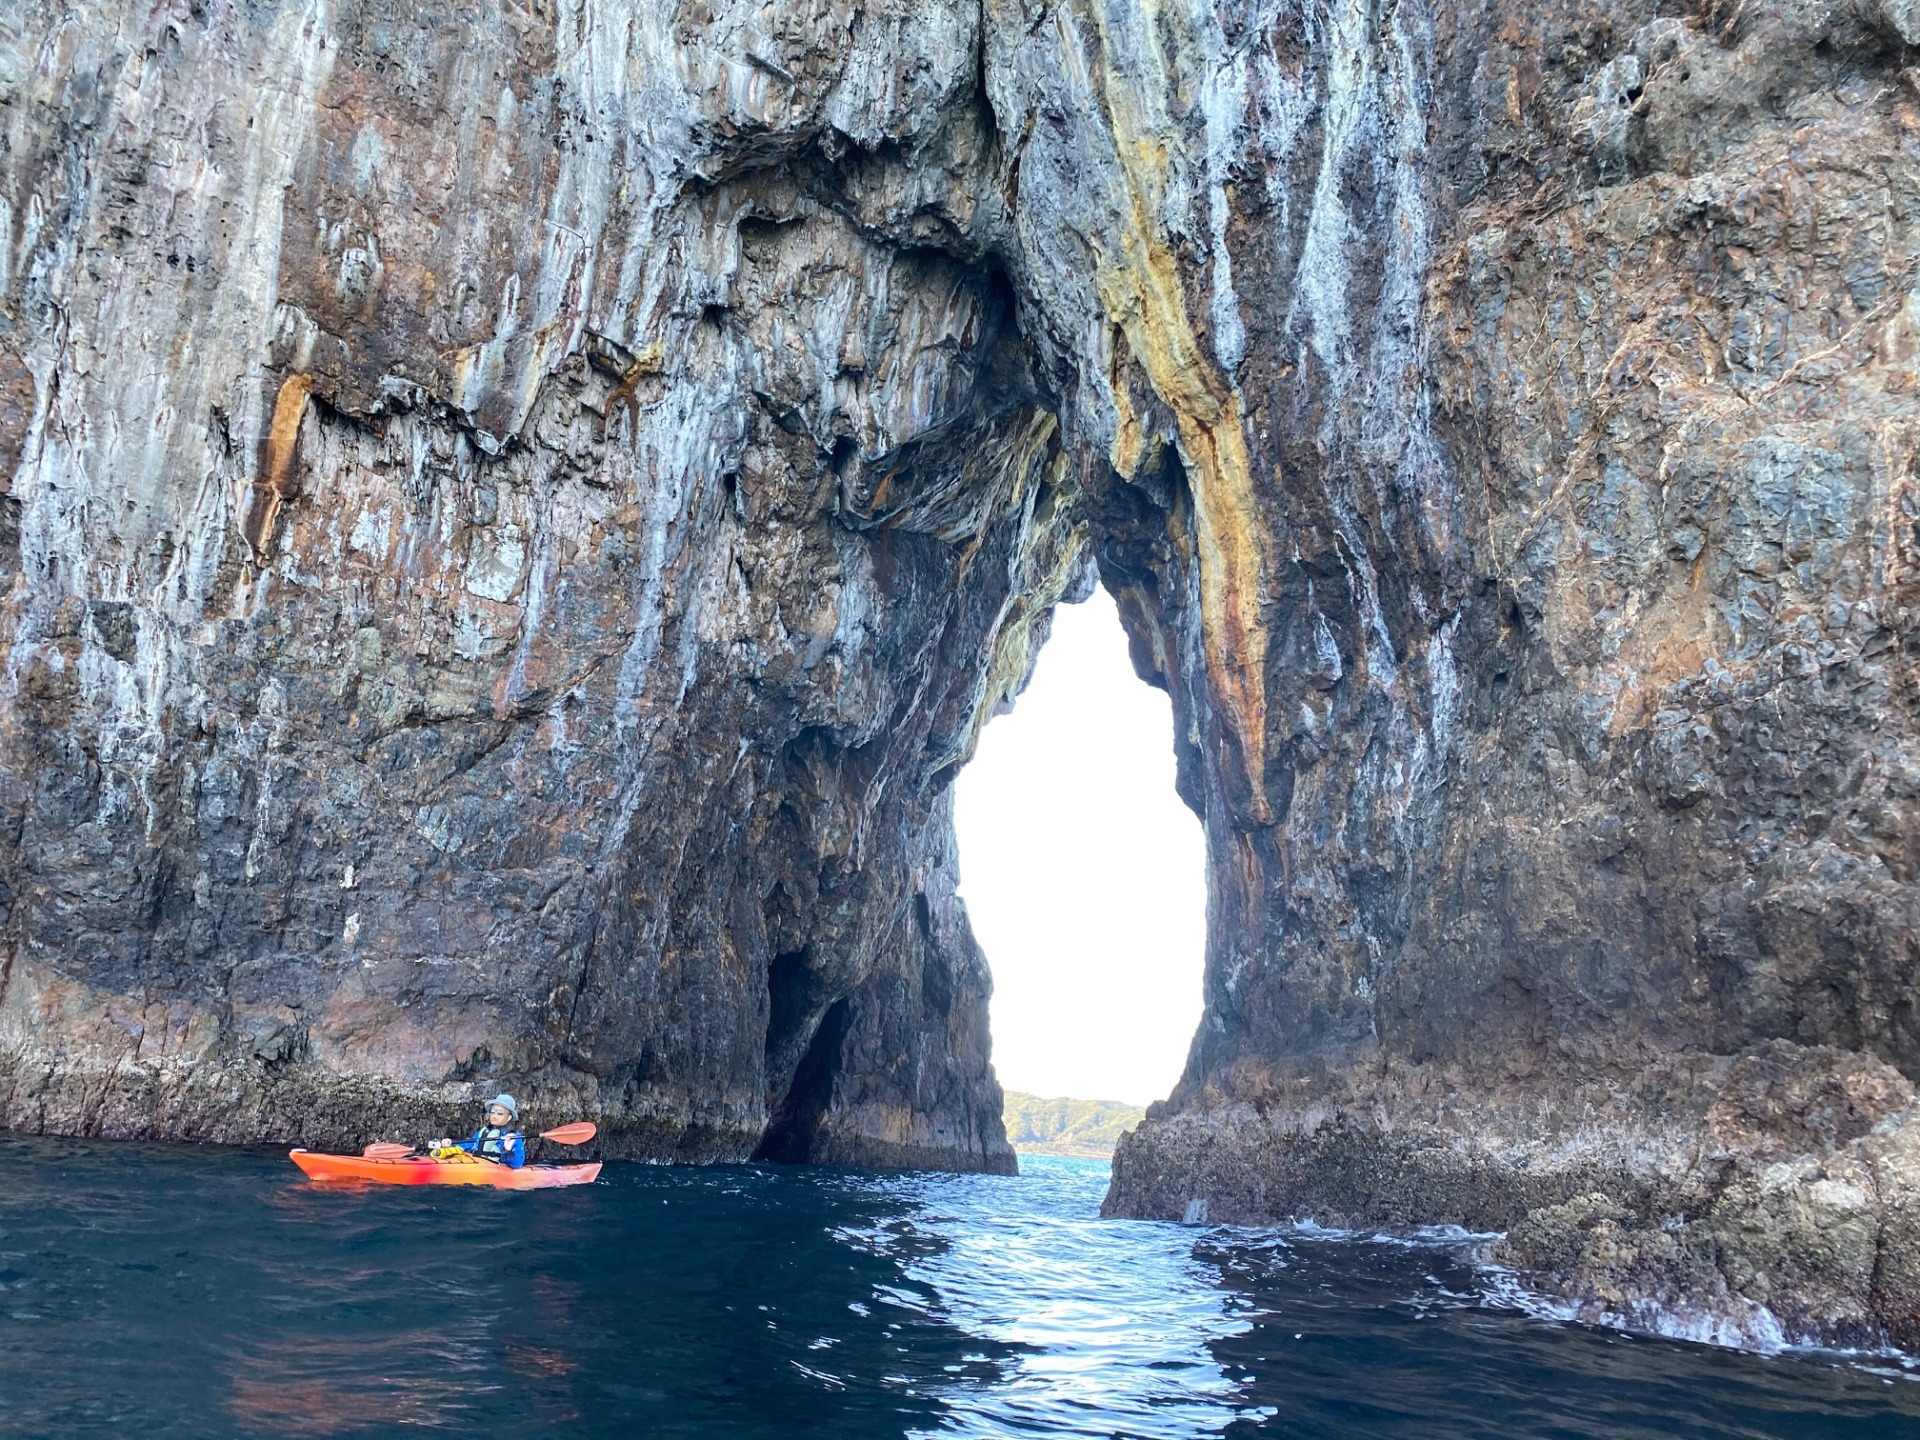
895 1172 1265 1436
0 1139 1914 1439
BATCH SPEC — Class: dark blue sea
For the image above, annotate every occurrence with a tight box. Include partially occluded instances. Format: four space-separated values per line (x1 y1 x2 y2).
0 1138 1915 1437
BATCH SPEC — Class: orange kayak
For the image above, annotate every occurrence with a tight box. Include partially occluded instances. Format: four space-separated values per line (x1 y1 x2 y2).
289 1150 601 1188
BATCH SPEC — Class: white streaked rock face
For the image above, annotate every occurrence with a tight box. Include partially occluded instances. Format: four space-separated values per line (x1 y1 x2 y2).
0 0 1062 1176
4 0 1919 1349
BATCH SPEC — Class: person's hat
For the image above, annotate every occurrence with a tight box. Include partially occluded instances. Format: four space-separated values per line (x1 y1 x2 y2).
486 1093 518 1117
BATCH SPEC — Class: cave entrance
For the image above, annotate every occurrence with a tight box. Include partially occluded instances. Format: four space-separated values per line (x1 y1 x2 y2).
954 584 1207 1123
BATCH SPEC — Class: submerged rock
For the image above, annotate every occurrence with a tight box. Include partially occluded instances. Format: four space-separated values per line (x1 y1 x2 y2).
2 0 1917 1349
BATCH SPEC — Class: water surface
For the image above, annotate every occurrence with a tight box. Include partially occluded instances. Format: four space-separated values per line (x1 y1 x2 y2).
0 1138 1913 1437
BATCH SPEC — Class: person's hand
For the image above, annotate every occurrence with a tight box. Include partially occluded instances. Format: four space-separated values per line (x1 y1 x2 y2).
429 1138 450 1149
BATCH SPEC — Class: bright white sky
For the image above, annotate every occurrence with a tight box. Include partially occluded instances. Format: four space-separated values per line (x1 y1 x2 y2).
953 585 1208 1108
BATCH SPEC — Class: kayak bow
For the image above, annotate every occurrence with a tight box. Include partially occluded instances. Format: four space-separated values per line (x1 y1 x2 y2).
289 1149 600 1189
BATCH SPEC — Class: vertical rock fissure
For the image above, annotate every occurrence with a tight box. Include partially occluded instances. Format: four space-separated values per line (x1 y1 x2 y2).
761 947 815 1104
753 996 852 1165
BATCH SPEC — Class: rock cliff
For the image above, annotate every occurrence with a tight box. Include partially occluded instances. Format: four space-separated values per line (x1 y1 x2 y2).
3 0 1918 1348
1093 0 1920 1353
0 0 1081 1173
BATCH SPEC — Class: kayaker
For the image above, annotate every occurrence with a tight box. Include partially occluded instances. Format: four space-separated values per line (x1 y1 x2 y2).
429 1094 526 1168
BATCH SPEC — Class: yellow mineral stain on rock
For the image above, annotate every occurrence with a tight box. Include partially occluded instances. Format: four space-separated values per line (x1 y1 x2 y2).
1079 6 1270 822
603 338 669 430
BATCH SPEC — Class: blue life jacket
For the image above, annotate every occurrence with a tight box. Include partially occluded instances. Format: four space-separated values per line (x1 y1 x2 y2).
458 1124 525 1168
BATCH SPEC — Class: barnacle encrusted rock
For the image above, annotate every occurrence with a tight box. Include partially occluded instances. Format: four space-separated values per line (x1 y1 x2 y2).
3 0 1918 1348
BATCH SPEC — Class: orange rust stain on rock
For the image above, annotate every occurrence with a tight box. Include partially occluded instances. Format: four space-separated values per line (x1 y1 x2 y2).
1608 553 1721 735
1089 122 1270 823
246 373 315 559
598 338 666 434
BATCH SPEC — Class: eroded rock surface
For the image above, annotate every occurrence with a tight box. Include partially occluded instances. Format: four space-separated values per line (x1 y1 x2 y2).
3 0 1918 1348
0 0 1086 1172
1098 0 1920 1352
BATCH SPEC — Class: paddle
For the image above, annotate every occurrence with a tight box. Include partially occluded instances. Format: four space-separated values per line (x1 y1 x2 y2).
360 1122 596 1162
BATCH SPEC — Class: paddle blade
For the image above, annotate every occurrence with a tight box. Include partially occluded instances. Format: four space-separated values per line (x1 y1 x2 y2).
361 1142 413 1160
538 1122 597 1146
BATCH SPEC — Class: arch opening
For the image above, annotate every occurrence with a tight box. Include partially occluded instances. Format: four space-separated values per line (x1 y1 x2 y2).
954 584 1208 1128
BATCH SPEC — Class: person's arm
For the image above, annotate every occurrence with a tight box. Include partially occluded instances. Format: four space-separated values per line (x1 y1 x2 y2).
454 1129 481 1154
504 1132 526 1169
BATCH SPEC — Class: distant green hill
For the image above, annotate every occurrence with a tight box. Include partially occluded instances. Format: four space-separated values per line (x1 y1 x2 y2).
1002 1092 1146 1158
